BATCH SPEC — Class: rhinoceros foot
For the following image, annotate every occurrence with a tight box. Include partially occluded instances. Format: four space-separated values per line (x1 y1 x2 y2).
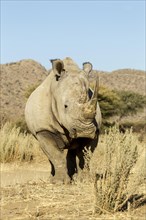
49 172 71 185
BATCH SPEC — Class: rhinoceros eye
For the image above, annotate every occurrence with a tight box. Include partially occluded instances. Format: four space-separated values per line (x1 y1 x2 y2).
64 104 68 109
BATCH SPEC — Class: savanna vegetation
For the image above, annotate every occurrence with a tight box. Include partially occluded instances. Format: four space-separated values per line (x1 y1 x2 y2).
1 59 146 219
0 122 145 216
1 78 146 218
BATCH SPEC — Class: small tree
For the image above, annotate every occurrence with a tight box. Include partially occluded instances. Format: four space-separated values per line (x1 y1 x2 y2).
98 87 146 131
98 87 123 119
116 90 146 118
98 87 146 120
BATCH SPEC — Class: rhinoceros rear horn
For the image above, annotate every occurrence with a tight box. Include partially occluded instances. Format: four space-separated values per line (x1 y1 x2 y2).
83 62 93 74
50 59 64 76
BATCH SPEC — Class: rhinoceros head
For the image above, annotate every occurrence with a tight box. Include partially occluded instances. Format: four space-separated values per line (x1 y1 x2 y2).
50 59 99 139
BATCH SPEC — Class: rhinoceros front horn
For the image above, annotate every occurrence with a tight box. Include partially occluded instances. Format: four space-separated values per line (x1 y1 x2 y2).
83 79 98 119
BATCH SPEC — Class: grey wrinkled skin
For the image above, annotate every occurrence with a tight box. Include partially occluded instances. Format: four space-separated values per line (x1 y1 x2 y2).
25 59 102 183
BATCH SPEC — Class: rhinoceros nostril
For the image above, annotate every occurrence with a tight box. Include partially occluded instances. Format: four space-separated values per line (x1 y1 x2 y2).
72 128 76 133
70 128 77 138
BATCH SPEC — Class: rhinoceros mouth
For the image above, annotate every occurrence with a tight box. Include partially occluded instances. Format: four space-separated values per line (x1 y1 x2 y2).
69 121 97 139
71 129 96 139
60 119 97 140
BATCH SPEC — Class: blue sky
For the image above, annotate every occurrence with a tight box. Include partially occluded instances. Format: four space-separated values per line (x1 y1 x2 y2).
1 0 145 71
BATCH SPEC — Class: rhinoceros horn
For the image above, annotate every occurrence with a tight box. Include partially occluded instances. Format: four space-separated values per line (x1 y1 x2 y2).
83 79 98 119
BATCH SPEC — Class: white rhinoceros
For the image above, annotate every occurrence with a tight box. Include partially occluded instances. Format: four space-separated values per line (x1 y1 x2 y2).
25 59 102 183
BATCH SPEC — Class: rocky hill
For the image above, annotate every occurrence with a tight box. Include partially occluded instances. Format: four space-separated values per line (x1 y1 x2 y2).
99 69 145 95
1 59 49 122
0 57 145 122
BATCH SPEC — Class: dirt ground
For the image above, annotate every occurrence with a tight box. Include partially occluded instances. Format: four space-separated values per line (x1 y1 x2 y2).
0 162 146 220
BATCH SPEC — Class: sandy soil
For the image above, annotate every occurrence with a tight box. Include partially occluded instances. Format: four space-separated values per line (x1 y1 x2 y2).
1 163 146 220
1 163 50 187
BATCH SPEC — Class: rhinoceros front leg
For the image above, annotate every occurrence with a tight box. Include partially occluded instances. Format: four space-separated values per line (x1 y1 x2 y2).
66 149 77 179
36 130 70 184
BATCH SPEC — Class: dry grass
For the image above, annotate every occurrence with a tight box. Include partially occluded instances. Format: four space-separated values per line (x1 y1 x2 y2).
0 124 145 219
1 176 145 220
91 127 146 214
0 122 41 162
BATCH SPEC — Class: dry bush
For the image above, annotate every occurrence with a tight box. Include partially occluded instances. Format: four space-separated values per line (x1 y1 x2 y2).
91 127 146 214
0 122 41 162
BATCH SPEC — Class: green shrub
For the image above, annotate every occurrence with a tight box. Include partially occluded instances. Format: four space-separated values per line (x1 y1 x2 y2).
98 87 146 132
98 87 146 119
98 87 122 118
116 90 146 118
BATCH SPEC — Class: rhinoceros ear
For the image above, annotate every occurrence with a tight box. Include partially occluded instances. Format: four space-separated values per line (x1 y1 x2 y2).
50 59 65 80
83 62 93 74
